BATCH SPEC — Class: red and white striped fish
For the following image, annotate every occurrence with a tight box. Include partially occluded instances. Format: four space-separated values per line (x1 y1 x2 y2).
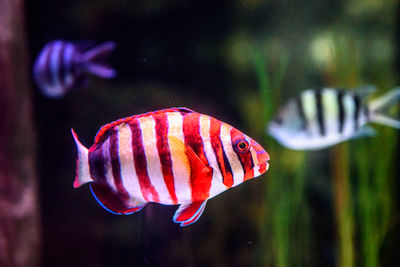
72 108 270 226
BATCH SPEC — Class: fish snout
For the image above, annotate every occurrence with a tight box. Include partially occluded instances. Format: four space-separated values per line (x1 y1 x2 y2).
250 140 270 174
257 150 270 174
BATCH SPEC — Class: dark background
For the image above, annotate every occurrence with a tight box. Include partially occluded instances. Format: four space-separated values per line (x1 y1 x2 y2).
24 1 400 266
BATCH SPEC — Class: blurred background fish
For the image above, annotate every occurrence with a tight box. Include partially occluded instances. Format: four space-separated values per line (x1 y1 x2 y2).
268 86 400 150
33 40 116 98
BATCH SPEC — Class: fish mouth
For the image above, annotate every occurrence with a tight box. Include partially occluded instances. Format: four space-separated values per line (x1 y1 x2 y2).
265 161 270 171
250 139 270 174
257 156 270 174
256 150 270 163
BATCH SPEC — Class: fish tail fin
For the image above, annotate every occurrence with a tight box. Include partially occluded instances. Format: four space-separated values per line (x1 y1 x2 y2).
369 88 400 129
82 41 117 78
71 129 92 188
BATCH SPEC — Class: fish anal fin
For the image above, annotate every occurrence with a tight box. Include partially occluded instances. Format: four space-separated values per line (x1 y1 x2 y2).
173 200 207 227
351 126 377 140
90 183 146 215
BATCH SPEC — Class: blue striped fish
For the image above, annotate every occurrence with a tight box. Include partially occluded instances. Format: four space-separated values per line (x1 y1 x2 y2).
72 108 270 226
33 40 116 98
268 86 400 150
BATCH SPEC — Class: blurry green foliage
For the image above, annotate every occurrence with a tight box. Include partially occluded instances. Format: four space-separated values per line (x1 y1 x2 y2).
235 1 399 267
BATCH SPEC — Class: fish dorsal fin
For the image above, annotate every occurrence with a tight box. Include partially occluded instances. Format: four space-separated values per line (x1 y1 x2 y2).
73 40 98 53
93 108 195 144
90 183 146 215
353 85 377 99
173 200 208 226
173 107 195 114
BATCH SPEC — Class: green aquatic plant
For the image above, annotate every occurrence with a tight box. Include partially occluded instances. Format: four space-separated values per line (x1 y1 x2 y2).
250 45 312 267
354 127 396 267
320 29 397 267
328 33 359 267
249 28 398 267
233 2 398 266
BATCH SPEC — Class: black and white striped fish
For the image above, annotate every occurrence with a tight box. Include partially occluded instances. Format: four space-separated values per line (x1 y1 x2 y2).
33 40 116 98
268 86 400 150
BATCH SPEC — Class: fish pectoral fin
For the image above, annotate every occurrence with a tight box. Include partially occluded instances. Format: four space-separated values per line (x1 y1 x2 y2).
173 200 208 227
351 126 377 140
168 135 212 175
90 183 146 215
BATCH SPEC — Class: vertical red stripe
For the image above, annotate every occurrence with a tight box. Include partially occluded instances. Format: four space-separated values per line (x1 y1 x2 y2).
109 129 130 201
153 113 178 204
209 118 233 188
230 128 254 182
128 118 159 202
183 113 212 202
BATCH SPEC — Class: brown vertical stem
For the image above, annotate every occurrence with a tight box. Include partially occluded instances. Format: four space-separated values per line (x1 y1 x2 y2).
0 0 40 266
331 144 354 267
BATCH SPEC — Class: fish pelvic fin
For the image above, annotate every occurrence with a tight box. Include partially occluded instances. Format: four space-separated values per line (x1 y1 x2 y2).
173 200 208 227
369 88 400 129
82 41 117 78
71 129 92 188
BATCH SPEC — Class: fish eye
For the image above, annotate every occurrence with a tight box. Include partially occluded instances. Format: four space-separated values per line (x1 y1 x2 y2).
234 139 250 153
